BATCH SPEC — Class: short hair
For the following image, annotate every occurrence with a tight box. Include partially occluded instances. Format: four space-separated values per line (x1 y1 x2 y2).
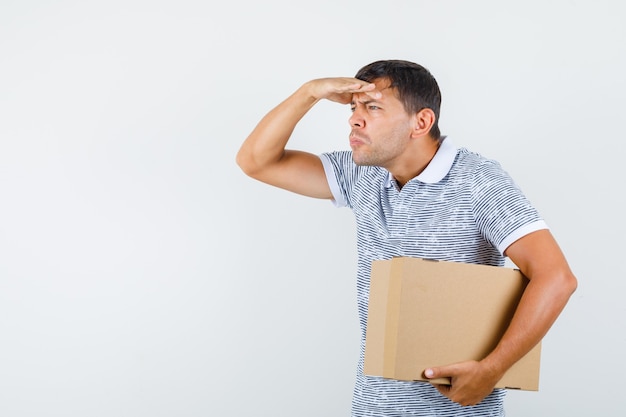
355 60 442 140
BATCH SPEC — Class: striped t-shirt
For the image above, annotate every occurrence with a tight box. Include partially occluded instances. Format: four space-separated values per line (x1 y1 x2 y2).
320 137 547 417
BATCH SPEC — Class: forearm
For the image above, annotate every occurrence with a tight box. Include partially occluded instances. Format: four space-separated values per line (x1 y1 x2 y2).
480 268 577 380
236 83 319 177
483 230 578 380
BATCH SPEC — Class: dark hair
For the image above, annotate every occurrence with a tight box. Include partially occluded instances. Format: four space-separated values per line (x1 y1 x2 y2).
355 60 442 139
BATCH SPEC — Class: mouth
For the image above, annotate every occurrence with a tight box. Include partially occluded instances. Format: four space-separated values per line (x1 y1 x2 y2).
349 133 368 148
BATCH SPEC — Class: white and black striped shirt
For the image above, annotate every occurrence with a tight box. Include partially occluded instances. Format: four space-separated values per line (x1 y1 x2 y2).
320 137 547 417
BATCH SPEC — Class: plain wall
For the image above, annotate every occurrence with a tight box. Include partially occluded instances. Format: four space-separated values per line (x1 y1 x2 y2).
1 1 624 416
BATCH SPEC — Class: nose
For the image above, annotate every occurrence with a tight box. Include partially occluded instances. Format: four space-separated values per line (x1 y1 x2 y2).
349 107 364 128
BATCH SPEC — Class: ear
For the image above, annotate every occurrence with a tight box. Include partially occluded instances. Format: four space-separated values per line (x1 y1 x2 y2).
411 108 436 138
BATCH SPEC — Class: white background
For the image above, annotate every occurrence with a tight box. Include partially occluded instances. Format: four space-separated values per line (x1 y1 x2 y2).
1 1 624 416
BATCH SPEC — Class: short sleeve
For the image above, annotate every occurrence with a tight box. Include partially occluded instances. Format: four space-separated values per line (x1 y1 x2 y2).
319 151 360 209
319 153 348 207
471 159 548 255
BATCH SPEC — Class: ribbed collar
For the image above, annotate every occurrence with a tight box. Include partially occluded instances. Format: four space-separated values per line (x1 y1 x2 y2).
384 136 457 188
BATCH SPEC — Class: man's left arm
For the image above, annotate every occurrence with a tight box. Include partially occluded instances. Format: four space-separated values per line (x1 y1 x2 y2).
424 229 578 406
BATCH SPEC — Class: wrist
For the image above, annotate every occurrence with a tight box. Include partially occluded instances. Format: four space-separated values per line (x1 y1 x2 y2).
299 80 324 102
479 355 507 384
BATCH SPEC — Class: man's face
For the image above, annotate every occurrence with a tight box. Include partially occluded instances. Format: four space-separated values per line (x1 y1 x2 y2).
348 78 414 168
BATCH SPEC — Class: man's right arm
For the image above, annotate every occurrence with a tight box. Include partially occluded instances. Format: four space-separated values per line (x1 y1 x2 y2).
236 78 378 199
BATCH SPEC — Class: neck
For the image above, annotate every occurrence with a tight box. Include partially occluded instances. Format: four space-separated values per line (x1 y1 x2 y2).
391 137 441 187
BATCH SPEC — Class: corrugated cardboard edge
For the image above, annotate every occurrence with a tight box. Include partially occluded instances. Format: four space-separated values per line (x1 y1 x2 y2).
364 260 410 377
383 260 404 377
363 260 392 377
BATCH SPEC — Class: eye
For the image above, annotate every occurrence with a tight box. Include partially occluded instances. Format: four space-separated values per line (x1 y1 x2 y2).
368 105 380 111
350 106 356 112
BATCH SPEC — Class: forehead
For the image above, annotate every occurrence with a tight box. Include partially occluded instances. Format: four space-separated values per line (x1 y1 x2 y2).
352 78 399 104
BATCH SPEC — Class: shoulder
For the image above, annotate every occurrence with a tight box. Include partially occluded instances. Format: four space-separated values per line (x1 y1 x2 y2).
454 147 501 169
452 148 510 183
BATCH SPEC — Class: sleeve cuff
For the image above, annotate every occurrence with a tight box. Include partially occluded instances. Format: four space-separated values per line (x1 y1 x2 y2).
319 154 347 208
498 220 549 255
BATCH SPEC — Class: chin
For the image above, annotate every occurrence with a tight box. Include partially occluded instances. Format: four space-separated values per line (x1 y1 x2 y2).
351 154 365 165
352 150 381 167
352 157 375 167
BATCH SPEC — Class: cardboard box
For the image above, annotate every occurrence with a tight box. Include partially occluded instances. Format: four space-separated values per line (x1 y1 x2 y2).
363 257 541 391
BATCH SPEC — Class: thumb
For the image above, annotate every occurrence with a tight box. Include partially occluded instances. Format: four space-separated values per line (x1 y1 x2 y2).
424 367 441 378
423 366 452 385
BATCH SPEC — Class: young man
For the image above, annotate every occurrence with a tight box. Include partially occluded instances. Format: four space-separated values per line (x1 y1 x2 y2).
236 60 577 416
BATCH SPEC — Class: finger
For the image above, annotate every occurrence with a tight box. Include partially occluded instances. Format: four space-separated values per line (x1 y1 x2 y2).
425 364 457 379
432 383 451 397
357 82 376 90
341 82 374 93
349 83 381 99
334 82 381 101
425 367 450 379
365 89 382 99
424 367 455 386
